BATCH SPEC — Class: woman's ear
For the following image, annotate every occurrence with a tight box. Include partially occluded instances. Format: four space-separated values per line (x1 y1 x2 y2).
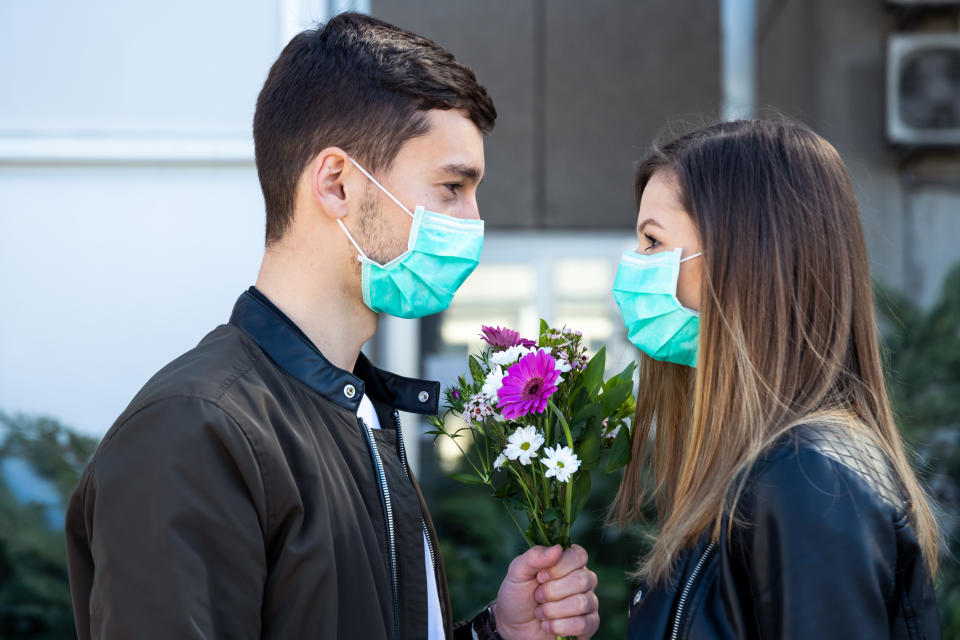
308 147 351 221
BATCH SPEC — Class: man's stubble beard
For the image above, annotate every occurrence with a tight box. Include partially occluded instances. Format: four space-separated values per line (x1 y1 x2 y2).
354 185 408 268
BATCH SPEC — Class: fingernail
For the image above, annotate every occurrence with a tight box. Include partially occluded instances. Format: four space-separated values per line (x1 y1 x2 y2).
538 570 549 583
535 587 544 602
541 620 550 632
535 606 544 620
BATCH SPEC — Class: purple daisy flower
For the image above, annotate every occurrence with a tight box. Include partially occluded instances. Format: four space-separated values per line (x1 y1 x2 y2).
497 350 561 419
479 325 537 349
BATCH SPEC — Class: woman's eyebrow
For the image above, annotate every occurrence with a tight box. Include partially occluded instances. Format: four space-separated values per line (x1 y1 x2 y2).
637 218 664 233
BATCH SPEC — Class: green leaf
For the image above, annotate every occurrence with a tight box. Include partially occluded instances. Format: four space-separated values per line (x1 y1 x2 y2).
542 507 564 523
605 425 632 472
617 360 637 381
570 402 602 440
469 355 486 386
601 378 634 416
568 385 590 418
450 473 486 486
505 494 528 512
577 419 603 471
582 346 606 396
493 483 518 499
539 318 550 340
569 472 592 522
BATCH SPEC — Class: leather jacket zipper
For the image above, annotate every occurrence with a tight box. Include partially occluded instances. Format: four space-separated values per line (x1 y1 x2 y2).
670 542 717 640
394 410 438 575
359 417 401 640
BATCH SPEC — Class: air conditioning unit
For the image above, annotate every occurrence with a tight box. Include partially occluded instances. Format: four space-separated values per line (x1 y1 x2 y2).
887 33 960 145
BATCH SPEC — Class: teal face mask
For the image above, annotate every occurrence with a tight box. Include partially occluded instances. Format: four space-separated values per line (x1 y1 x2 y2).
612 247 702 367
338 157 484 319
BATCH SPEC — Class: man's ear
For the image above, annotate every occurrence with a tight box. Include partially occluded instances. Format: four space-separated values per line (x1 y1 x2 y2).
308 147 353 221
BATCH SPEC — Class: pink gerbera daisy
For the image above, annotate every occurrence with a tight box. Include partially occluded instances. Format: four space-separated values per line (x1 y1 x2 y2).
497 350 561 419
480 325 537 350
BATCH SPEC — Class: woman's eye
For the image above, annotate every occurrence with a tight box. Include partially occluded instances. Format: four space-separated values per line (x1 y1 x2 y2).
643 233 660 251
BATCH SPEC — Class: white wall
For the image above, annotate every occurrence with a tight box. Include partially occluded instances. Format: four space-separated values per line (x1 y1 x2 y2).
0 0 372 436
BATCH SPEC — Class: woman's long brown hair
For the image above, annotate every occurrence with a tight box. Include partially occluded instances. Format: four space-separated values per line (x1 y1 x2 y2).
612 119 939 584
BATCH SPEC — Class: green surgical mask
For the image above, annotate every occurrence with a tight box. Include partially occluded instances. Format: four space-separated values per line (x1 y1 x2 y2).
612 247 702 367
338 157 484 319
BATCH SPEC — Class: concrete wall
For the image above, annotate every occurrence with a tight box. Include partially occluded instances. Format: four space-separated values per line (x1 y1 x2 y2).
371 0 721 230
755 0 960 305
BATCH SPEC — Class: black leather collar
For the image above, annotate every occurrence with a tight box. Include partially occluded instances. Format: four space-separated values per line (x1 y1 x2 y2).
229 288 440 415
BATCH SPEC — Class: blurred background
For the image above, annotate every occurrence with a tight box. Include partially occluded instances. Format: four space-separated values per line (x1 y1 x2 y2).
2 0 960 637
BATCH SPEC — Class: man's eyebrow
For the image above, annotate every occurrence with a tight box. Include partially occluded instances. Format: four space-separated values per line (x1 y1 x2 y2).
637 218 664 233
440 163 484 184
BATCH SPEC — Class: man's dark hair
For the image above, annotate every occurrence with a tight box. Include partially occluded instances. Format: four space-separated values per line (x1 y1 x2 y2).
253 12 497 244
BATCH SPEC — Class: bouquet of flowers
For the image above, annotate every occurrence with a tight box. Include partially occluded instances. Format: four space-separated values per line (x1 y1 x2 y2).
428 321 636 549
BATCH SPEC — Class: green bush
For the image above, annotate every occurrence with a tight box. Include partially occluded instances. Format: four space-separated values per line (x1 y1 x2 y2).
877 262 960 637
0 413 96 639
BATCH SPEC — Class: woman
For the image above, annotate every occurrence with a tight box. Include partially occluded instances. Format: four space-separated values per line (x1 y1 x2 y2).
610 119 941 639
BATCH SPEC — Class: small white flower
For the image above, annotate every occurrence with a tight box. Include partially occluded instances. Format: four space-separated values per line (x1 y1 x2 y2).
490 344 527 366
555 358 572 374
463 393 494 424
494 452 508 469
482 365 507 404
503 426 545 465
542 444 581 483
489 345 530 366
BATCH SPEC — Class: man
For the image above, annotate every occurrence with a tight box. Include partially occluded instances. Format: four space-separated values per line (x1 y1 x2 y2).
65 12 599 640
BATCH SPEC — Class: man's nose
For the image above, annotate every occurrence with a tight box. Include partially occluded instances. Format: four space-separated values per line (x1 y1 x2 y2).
462 198 481 221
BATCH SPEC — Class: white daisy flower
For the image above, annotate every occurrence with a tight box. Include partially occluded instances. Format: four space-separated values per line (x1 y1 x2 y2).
481 365 507 404
503 426 545 465
555 355 572 374
494 452 508 469
542 444 581 483
489 345 531 366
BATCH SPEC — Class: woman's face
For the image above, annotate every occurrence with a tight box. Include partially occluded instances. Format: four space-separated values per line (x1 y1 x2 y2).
634 170 703 311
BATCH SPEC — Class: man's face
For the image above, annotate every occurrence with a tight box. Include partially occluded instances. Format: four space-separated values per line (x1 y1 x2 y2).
354 108 485 264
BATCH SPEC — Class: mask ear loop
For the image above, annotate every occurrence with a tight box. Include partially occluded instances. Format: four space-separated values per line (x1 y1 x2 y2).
680 251 702 263
336 218 369 263
348 156 415 219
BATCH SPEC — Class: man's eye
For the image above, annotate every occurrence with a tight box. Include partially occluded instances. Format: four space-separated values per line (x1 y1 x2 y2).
643 233 660 251
444 183 463 194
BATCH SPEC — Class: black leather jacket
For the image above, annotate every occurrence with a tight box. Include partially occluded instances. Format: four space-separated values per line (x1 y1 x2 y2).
627 425 941 639
66 289 497 640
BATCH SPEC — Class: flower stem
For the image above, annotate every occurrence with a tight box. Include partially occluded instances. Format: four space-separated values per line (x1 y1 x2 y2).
502 502 535 547
548 401 575 537
449 434 488 483
510 465 550 544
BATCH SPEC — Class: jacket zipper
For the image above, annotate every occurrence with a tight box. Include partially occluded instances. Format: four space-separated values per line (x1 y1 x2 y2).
358 416 401 640
394 410 438 575
670 542 717 640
